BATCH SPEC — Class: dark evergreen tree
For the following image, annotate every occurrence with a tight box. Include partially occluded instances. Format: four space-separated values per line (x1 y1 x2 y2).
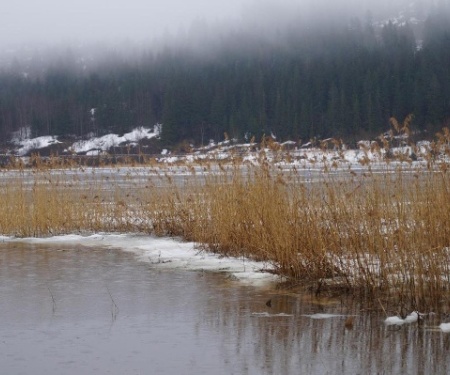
0 10 449 147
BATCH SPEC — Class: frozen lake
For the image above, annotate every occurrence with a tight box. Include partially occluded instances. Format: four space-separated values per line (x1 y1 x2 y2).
1 239 449 374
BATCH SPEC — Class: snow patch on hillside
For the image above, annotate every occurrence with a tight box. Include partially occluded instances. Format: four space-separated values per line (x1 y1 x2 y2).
68 125 160 154
13 135 61 156
8 125 161 156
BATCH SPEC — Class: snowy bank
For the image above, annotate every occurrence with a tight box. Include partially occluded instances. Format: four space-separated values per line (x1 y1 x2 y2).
0 234 279 287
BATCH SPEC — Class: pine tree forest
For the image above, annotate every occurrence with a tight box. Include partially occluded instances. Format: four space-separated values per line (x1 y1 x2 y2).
0 10 449 147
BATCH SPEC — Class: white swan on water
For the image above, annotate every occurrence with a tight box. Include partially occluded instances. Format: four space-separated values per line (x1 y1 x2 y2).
384 311 419 326
384 316 405 326
404 311 419 323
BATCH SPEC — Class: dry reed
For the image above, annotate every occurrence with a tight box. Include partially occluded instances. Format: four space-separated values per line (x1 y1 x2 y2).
0 127 449 312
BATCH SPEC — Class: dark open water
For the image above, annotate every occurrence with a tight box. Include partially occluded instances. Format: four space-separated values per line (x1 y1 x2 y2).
1 242 449 375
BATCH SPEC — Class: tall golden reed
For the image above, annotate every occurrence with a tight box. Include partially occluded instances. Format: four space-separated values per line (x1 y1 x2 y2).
0 126 449 311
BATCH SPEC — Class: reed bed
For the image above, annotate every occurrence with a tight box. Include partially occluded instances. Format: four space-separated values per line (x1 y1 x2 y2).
175 160 450 311
0 132 449 312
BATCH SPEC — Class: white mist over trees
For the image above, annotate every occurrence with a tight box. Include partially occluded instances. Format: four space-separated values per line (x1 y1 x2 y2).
0 0 448 148
1 0 446 50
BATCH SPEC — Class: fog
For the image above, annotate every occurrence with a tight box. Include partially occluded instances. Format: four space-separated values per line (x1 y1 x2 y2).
0 0 446 72
1 0 444 48
1 0 247 48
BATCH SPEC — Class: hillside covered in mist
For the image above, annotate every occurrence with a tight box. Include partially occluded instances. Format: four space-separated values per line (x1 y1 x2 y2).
0 2 449 148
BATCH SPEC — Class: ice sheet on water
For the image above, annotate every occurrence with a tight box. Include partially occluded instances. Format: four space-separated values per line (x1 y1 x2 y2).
251 312 294 317
302 313 348 319
1 234 279 287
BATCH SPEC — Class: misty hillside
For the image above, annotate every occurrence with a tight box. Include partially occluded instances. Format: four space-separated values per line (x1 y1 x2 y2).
0 1 449 149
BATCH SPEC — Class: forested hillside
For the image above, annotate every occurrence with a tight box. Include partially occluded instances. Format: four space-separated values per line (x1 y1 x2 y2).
0 8 449 146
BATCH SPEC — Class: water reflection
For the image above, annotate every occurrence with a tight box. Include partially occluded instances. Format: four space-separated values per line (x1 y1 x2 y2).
0 242 449 374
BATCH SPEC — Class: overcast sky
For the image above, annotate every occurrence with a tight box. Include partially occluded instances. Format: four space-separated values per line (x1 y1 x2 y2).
0 0 442 48
0 0 253 47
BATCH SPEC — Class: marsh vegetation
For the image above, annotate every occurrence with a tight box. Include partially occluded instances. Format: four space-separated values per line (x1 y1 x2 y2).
1 128 449 313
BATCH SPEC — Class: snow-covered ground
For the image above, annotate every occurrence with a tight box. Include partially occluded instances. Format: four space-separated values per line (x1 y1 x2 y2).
12 135 61 156
68 125 160 155
7 124 449 169
0 234 280 287
9 125 160 157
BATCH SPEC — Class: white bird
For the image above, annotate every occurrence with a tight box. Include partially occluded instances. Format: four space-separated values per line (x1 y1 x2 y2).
439 323 450 333
384 316 405 326
385 311 420 326
404 311 419 324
